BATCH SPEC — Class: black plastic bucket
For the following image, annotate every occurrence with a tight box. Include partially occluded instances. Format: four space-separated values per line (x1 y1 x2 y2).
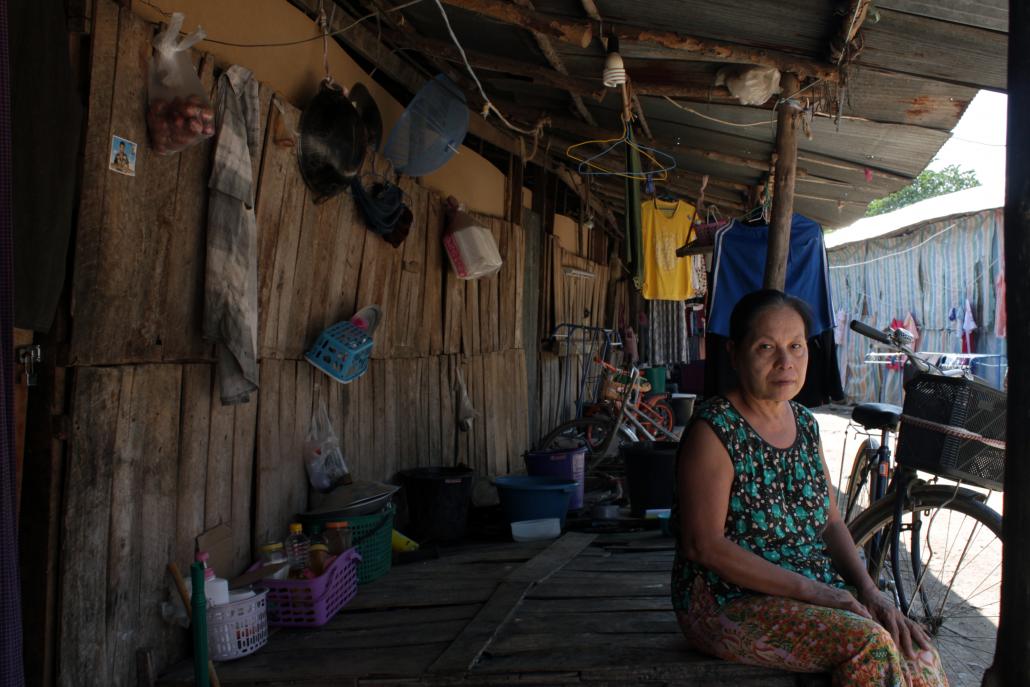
621 441 679 517
399 466 475 542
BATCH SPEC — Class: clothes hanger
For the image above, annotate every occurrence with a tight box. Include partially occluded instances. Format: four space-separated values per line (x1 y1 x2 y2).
566 116 677 180
566 85 677 181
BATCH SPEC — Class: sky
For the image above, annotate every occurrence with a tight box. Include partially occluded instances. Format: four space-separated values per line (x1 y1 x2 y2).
925 89 1007 191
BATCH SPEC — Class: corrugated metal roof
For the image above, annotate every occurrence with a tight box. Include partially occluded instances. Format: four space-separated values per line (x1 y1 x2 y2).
340 0 1008 228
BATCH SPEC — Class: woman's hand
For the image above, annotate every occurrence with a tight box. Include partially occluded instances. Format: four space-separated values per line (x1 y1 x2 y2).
805 581 873 620
858 586 933 659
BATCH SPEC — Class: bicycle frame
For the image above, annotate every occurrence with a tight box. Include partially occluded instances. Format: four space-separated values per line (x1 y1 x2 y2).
614 369 674 441
848 319 997 618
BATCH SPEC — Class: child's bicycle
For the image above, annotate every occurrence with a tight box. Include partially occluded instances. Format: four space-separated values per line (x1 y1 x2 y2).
536 358 681 470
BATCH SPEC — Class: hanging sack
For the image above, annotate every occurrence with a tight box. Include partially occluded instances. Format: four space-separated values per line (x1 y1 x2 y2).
442 197 502 280
147 13 215 155
303 395 352 493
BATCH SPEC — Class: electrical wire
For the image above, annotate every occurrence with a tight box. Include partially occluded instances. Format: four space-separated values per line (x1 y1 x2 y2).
429 0 544 138
661 96 775 128
139 0 426 49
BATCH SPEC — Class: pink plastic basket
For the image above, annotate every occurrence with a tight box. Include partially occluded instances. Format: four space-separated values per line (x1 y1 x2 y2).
253 547 361 627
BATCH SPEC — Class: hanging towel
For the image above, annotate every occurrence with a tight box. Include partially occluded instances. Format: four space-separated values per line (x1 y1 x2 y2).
707 214 835 337
203 66 261 405
962 299 977 353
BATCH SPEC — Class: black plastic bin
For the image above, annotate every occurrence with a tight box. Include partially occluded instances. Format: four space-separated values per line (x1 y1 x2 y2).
398 466 475 542
621 441 679 517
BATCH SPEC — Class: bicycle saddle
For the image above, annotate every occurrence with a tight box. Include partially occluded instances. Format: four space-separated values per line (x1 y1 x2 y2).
851 403 902 431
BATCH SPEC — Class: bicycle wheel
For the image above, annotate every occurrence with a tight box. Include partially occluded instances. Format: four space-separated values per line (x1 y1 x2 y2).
639 399 675 436
848 485 1002 687
842 437 879 523
537 416 632 469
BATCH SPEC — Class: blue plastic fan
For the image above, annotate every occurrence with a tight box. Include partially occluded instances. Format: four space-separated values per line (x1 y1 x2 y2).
384 74 469 177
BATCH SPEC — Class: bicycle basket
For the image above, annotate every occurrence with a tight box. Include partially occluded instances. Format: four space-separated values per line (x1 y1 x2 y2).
602 373 651 401
895 373 1006 491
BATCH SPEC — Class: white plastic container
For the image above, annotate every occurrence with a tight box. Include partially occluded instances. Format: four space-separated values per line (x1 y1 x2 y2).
443 215 503 279
511 518 561 542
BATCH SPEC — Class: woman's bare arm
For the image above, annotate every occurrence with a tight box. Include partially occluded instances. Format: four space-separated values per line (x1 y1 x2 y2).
678 421 869 616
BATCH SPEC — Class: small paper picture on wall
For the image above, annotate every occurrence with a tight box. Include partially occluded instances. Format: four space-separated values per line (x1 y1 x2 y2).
109 135 138 177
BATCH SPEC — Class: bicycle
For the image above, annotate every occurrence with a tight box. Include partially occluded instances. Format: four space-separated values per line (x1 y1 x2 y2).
536 359 681 471
844 319 1005 687
583 357 676 439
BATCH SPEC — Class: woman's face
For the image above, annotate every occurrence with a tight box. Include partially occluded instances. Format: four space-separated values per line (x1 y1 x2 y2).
730 306 808 402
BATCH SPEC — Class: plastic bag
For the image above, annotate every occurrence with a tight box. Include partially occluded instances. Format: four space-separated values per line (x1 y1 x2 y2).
303 396 352 493
442 197 503 280
714 66 781 106
147 13 215 155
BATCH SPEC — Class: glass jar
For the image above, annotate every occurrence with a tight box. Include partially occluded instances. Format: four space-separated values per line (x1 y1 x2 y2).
325 521 352 556
308 544 330 577
256 542 289 580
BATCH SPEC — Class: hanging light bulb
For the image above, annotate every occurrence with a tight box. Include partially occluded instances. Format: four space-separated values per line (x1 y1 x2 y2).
602 33 626 88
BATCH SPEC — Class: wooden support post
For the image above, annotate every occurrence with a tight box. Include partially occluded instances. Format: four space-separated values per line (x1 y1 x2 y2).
507 154 524 225
983 2 1030 684
764 73 800 290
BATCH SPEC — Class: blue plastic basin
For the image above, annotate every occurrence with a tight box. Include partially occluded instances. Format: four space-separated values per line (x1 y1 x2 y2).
493 476 578 527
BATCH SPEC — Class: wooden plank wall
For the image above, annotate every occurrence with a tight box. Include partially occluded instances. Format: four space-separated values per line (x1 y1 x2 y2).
54 4 560 686
533 236 612 443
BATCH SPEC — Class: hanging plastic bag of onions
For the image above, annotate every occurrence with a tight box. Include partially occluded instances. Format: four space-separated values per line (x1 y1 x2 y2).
146 13 215 155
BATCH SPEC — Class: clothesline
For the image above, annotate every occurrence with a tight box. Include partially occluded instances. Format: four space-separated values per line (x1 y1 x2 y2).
828 223 958 269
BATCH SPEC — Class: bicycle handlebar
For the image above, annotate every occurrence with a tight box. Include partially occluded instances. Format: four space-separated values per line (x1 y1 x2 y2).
850 319 952 378
850 319 892 346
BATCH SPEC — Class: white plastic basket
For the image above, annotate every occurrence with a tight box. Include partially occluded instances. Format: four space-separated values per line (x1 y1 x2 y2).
207 588 269 661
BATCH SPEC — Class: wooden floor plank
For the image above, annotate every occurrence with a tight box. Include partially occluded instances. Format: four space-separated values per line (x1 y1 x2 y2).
328 604 480 631
428 533 596 674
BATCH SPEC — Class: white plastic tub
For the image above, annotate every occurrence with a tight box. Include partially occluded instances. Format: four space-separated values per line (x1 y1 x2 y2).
510 518 561 542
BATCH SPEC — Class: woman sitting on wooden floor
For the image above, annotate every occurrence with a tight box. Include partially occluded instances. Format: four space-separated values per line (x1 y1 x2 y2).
671 289 946 687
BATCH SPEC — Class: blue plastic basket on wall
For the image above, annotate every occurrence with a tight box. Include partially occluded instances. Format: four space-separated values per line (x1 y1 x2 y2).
305 321 375 384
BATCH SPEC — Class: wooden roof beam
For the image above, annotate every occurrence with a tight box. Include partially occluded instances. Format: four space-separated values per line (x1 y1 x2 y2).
390 27 740 103
611 23 838 82
437 0 836 81
830 0 873 66
511 0 597 126
439 0 592 47
498 100 780 176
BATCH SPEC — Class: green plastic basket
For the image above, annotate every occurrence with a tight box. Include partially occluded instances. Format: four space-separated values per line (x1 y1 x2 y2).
300 503 394 584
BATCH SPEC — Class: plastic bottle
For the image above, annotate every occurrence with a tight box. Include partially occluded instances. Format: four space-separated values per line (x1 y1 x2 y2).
308 523 329 549
194 550 229 606
284 523 310 576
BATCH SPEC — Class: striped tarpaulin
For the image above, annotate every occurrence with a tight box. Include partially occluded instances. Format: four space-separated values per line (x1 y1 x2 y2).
828 209 1006 404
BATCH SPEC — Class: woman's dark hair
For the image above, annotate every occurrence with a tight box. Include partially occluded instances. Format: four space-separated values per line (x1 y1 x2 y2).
728 289 814 345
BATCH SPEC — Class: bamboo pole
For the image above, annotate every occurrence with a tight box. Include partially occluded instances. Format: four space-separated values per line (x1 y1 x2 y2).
764 73 800 290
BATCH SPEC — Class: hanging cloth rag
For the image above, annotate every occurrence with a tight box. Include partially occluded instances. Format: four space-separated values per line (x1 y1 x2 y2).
962 299 977 353
350 177 412 247
645 300 690 366
203 66 261 405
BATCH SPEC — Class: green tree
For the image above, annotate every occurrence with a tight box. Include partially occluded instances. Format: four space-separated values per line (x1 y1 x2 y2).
866 165 981 216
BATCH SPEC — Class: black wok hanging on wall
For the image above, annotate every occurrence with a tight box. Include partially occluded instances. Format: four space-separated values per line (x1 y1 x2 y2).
298 80 369 204
348 82 383 153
